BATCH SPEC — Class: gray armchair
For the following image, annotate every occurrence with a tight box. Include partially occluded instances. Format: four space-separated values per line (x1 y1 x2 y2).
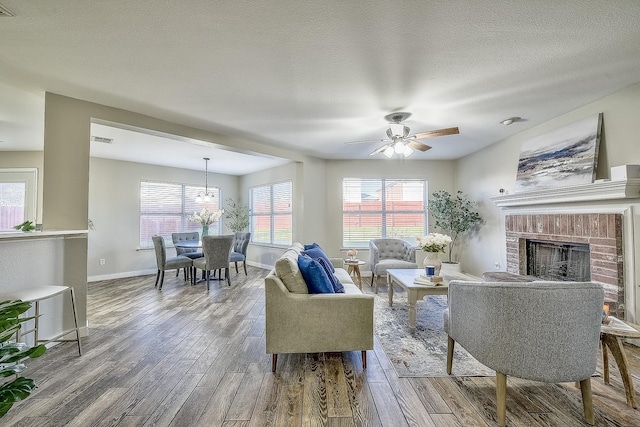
171 232 203 259
229 232 250 275
369 238 418 292
152 235 193 290
193 235 235 289
445 281 604 426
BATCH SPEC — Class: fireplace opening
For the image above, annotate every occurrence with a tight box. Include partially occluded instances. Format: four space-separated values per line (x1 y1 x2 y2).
526 239 590 281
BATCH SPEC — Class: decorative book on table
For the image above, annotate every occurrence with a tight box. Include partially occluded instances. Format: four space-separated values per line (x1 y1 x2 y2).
414 275 443 286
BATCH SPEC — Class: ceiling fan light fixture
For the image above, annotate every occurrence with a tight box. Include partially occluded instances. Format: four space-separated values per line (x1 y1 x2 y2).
389 123 405 137
403 145 413 157
383 146 395 158
393 140 405 154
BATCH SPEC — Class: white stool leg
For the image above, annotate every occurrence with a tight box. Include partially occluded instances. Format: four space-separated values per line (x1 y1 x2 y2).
34 300 40 345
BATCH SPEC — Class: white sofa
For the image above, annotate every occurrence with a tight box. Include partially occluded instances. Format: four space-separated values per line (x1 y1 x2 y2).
265 243 374 372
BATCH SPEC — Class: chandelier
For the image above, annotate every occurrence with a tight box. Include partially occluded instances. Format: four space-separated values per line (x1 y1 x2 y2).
195 157 215 203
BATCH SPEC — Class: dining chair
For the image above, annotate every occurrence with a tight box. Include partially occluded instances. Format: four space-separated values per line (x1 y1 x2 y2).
171 232 203 278
229 232 251 275
193 235 235 289
152 235 193 290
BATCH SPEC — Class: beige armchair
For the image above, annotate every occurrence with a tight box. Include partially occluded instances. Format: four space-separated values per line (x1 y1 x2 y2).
445 281 604 426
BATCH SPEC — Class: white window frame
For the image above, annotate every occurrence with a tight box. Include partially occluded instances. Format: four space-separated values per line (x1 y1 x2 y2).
139 179 221 248
342 178 428 248
0 168 38 231
249 180 293 247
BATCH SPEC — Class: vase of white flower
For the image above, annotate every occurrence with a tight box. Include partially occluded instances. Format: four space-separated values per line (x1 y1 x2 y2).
416 233 452 275
189 207 224 237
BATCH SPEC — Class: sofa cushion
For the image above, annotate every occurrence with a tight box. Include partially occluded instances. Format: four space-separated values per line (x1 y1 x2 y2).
275 250 309 294
298 255 335 294
333 268 355 285
302 245 334 272
316 257 345 293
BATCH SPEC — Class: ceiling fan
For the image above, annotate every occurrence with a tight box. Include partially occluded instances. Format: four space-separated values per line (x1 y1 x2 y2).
346 112 459 158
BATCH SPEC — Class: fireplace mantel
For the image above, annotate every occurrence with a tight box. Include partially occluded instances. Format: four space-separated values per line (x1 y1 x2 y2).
491 179 640 207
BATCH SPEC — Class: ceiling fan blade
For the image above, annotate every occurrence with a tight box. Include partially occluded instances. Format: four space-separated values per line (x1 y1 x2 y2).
412 127 459 139
406 139 432 152
369 143 392 156
344 138 389 145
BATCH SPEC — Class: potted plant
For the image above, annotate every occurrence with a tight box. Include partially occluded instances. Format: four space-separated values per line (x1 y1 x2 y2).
223 198 250 233
429 190 483 268
0 299 47 418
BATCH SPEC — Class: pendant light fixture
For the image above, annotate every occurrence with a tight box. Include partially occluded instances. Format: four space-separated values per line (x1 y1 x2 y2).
195 157 215 203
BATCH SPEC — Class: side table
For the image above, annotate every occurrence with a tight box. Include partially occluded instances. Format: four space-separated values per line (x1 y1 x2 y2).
344 259 366 289
600 316 640 408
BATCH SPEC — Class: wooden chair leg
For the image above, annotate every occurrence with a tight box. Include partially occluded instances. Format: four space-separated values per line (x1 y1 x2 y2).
272 354 278 372
446 336 455 375
361 350 367 369
580 378 595 425
496 372 507 427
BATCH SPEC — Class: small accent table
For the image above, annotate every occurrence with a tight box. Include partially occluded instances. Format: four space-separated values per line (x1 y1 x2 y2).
600 316 640 408
344 259 366 289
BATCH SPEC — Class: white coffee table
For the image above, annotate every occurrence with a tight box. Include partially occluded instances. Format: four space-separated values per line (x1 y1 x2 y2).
386 269 479 333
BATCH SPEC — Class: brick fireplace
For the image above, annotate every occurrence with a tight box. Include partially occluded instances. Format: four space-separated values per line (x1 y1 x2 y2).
505 213 624 317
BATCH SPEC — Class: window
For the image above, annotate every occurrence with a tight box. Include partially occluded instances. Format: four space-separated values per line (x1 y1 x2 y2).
342 178 427 248
0 168 37 231
139 180 221 248
250 181 292 246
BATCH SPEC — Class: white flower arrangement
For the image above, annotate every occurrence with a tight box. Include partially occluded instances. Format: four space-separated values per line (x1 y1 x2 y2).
416 233 452 253
189 207 224 226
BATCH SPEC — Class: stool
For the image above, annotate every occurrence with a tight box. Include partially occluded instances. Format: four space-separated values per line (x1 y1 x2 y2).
0 285 83 356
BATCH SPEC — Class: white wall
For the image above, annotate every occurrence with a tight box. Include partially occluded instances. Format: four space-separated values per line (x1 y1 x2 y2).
455 81 640 322
87 157 239 280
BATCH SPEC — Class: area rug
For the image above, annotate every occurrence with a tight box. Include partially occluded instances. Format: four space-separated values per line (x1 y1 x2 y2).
373 288 494 378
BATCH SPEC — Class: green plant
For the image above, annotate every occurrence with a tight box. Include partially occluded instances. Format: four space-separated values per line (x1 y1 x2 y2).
13 221 36 232
0 300 47 418
223 198 250 232
429 190 483 263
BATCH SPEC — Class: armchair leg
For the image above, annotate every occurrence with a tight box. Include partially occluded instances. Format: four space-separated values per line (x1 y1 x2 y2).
361 350 367 369
580 378 595 425
496 372 507 427
446 336 455 375
272 354 278 372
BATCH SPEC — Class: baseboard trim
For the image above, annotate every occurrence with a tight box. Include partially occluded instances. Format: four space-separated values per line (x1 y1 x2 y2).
88 269 155 282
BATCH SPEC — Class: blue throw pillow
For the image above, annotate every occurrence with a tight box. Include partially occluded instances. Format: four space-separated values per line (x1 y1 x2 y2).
297 255 335 294
303 242 320 250
302 246 334 272
316 257 345 293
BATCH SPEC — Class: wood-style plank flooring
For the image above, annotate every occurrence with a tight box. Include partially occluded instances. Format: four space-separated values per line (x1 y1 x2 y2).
4 267 640 426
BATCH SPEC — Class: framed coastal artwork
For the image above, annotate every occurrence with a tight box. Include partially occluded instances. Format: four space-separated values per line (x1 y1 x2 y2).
515 113 602 192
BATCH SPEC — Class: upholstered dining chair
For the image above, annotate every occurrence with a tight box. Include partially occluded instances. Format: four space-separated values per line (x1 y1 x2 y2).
152 235 193 290
229 232 250 275
445 280 604 426
193 235 235 289
369 238 418 292
171 232 203 277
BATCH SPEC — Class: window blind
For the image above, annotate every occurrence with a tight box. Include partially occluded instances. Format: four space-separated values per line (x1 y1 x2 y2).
342 178 427 248
139 180 221 248
250 180 292 246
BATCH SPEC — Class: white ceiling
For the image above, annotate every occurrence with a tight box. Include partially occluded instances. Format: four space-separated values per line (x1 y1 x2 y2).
2 0 640 170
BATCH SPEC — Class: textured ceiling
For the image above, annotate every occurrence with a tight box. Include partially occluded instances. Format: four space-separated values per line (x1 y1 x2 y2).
2 0 640 170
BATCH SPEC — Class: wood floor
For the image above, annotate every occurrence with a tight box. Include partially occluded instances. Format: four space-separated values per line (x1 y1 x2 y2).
4 267 640 426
